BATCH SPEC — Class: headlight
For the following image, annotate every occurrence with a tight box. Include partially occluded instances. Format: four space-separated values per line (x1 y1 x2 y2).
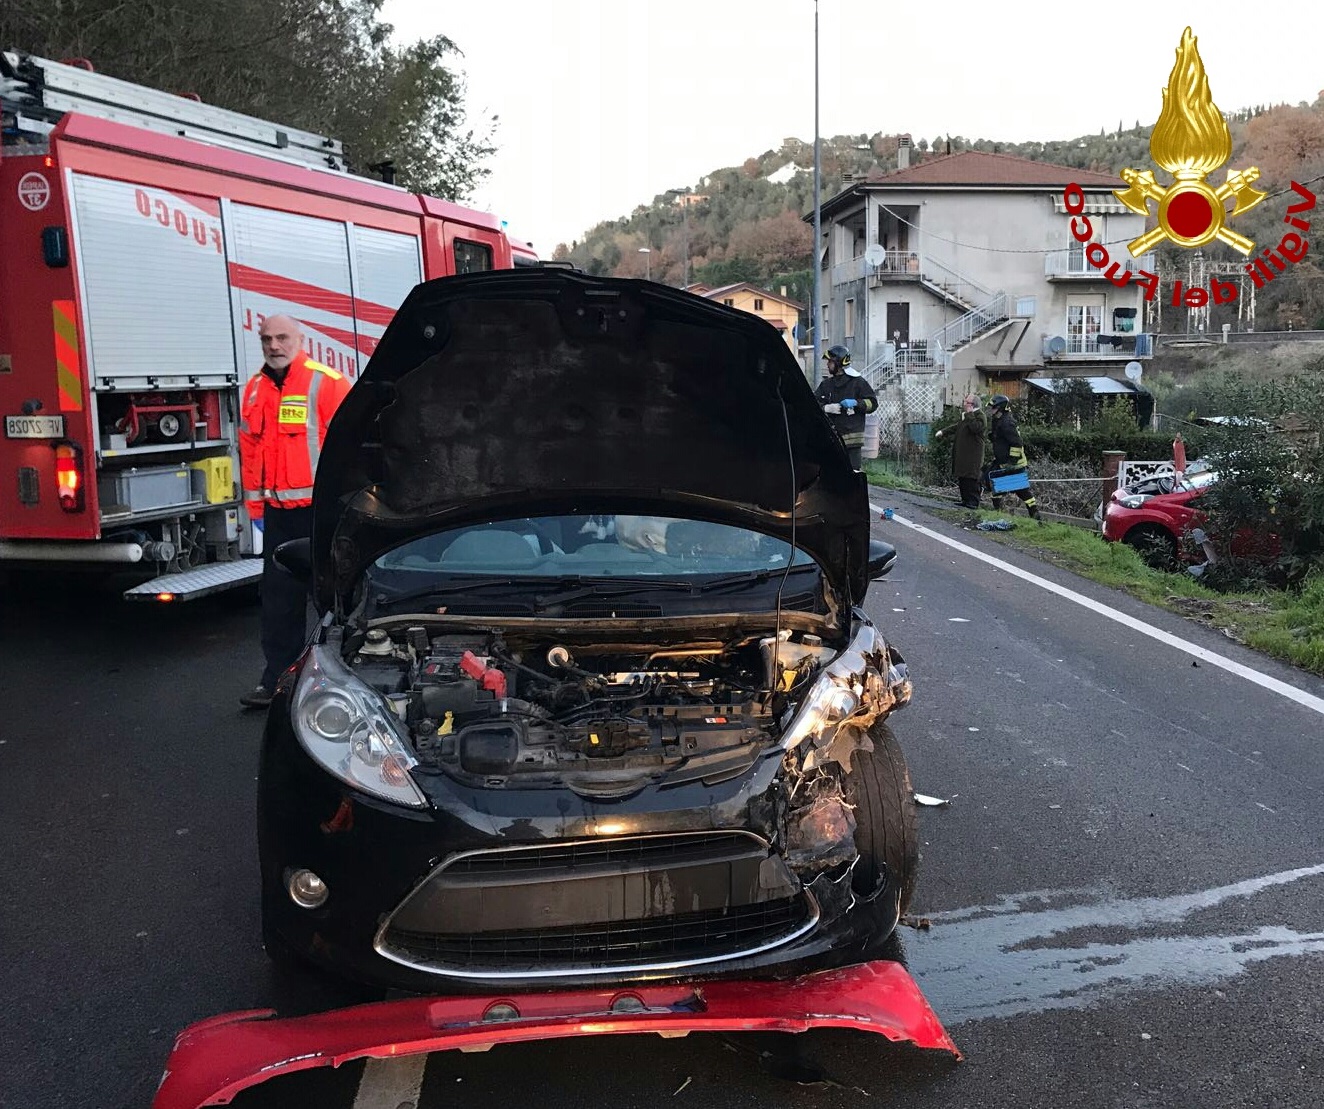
780 676 861 751
1119 495 1150 509
779 623 905 753
291 645 428 809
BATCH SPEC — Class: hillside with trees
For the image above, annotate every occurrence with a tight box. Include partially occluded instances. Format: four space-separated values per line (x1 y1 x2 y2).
556 98 1324 331
1 0 495 200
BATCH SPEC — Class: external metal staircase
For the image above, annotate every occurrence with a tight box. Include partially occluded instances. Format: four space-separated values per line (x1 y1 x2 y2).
916 256 996 315
864 290 1016 390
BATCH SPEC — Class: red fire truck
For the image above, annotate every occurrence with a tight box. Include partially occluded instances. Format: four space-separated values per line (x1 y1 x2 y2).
0 50 536 600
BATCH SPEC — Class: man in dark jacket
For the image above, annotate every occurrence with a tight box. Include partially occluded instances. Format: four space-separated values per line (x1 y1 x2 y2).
934 394 986 508
814 345 878 469
986 394 1041 520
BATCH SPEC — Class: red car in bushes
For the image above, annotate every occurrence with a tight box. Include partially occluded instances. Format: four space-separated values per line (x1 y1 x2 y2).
1101 467 1278 570
1101 467 1220 568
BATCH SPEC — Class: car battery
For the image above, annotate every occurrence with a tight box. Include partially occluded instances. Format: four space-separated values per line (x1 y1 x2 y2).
189 456 235 504
97 464 194 513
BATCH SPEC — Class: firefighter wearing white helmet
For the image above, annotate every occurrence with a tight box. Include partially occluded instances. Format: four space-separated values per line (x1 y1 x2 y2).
814 345 877 469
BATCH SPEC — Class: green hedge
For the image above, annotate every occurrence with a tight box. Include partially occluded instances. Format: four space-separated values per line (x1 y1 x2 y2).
925 414 1205 476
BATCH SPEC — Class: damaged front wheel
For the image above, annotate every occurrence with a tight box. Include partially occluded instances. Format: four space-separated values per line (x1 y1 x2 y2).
845 722 918 921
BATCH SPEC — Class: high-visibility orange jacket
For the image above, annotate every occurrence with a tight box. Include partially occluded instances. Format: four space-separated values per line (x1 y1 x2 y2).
239 351 351 520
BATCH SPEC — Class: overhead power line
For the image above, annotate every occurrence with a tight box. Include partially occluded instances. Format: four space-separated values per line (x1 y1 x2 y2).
870 174 1324 256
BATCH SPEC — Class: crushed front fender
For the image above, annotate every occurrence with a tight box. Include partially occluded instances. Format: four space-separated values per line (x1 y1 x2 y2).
153 960 960 1108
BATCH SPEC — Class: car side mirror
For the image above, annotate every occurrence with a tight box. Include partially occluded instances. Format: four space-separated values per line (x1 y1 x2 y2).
274 537 312 582
868 539 897 579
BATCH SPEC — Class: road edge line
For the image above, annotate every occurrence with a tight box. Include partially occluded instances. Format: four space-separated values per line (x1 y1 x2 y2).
873 506 1324 719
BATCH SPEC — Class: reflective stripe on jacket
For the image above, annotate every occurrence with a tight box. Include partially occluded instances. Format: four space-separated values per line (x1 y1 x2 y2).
239 351 351 519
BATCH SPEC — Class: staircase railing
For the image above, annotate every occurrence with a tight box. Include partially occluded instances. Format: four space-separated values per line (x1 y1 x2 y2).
921 255 997 307
929 293 1009 369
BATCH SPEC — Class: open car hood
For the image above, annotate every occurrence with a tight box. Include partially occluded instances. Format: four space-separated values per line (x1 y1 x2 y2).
310 270 871 614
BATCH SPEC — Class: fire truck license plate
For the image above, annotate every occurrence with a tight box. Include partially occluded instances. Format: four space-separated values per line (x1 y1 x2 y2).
5 415 65 439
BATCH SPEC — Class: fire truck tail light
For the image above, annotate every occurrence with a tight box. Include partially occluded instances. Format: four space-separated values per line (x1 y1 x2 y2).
54 444 84 512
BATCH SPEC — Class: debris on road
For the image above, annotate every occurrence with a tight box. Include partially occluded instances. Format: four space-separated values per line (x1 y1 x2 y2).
673 1076 692 1096
914 792 953 807
975 520 1016 531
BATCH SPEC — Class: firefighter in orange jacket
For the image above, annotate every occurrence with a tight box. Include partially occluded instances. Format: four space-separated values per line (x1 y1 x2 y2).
238 314 352 708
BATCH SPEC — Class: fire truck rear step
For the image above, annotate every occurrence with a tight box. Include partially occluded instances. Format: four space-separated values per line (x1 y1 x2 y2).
123 559 262 601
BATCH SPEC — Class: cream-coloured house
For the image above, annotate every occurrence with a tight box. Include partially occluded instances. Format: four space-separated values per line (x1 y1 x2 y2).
812 143 1154 407
695 283 805 356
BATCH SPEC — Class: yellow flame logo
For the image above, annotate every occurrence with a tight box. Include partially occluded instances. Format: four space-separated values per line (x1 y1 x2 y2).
1114 28 1267 256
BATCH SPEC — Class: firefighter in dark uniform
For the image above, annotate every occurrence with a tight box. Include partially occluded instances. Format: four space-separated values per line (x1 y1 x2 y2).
985 394 1041 520
814 345 878 469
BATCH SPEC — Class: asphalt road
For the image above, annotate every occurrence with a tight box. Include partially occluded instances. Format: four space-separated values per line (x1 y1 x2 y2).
3 493 1322 1109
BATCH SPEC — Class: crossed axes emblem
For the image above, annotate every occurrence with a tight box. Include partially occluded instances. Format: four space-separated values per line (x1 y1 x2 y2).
1114 167 1268 256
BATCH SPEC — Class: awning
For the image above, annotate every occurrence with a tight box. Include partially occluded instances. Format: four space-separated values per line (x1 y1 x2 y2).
1026 376 1136 394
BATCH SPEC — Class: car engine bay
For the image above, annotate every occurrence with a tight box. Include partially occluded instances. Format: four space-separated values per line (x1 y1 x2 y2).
344 624 837 788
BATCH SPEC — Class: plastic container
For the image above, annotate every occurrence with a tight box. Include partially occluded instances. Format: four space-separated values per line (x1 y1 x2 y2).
189 456 235 504
98 465 193 513
989 468 1030 493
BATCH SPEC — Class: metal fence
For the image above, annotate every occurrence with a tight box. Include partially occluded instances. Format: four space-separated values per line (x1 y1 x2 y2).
1155 330 1324 347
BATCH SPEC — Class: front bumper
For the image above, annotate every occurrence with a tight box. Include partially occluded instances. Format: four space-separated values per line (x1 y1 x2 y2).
152 960 960 1109
260 688 899 993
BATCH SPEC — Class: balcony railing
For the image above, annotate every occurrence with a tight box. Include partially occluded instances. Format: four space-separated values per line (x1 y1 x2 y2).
1044 249 1157 278
868 249 923 278
1045 332 1154 358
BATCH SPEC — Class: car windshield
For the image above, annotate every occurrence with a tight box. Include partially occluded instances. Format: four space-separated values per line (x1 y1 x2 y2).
1179 470 1219 494
369 514 818 581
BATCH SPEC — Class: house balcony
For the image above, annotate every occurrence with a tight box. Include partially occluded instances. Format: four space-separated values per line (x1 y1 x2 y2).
867 250 923 284
1043 332 1154 360
1044 250 1156 280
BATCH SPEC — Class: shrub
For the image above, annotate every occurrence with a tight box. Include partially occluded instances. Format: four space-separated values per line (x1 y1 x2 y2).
925 410 1201 477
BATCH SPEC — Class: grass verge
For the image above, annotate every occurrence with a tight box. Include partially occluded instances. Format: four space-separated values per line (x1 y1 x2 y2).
862 458 925 492
928 505 1324 678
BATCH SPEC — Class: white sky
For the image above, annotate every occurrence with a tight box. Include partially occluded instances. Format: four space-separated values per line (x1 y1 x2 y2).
382 0 1322 254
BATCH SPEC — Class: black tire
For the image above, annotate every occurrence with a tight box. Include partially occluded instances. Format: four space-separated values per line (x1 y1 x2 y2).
155 412 186 442
1123 523 1178 571
843 721 918 917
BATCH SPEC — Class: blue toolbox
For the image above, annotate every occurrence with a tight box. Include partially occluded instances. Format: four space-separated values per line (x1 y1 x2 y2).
989 468 1030 493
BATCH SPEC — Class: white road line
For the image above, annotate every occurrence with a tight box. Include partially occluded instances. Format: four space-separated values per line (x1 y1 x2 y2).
874 506 1324 719
353 1054 428 1109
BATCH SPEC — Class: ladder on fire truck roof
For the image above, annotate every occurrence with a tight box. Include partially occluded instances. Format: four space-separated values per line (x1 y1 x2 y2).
0 49 346 171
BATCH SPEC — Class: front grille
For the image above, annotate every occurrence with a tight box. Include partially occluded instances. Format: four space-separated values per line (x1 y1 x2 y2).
446 831 755 875
377 831 817 977
386 897 810 970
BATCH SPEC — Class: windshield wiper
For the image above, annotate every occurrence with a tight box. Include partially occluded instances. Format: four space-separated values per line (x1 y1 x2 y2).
692 564 818 593
530 577 700 607
369 577 539 610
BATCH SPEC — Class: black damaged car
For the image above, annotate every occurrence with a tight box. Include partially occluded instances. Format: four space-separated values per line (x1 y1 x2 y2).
257 268 917 994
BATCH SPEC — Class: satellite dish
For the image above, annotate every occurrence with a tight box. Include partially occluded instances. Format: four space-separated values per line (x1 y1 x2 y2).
864 244 886 267
1124 361 1144 381
1048 336 1067 355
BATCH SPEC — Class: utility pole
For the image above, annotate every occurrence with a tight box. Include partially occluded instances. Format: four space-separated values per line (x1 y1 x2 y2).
811 0 822 385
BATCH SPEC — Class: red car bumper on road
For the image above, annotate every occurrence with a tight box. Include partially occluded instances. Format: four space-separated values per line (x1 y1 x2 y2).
153 961 960 1109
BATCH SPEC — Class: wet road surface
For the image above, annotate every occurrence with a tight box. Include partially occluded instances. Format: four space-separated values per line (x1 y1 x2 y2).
3 492 1321 1108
